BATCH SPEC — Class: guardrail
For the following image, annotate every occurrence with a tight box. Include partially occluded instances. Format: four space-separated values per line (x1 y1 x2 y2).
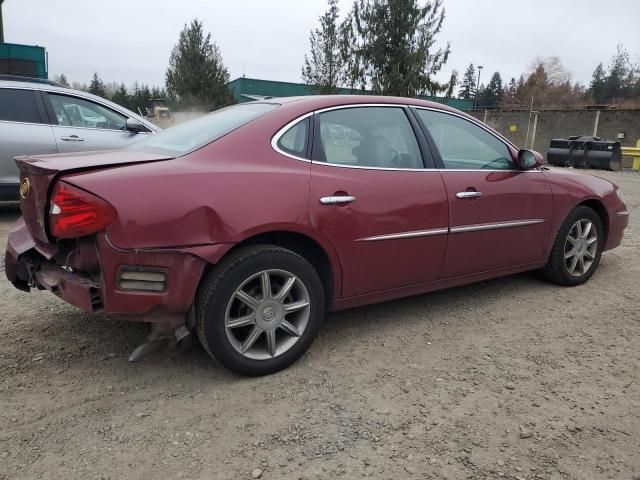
621 140 640 171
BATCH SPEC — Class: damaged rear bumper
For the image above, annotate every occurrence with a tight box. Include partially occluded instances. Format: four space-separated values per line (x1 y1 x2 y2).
5 217 208 325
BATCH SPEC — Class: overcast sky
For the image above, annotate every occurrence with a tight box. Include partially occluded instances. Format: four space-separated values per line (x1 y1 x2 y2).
4 0 639 90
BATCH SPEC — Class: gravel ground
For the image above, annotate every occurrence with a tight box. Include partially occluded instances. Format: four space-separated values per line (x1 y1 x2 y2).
0 169 638 480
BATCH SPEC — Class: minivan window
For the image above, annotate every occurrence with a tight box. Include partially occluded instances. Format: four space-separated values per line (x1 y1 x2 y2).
0 89 43 124
128 103 279 156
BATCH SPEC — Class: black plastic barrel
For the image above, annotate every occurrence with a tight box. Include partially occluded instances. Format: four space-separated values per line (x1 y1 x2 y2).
546 136 622 171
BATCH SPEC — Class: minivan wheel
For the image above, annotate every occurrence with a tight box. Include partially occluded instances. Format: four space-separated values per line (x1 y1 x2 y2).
196 245 325 376
541 206 604 286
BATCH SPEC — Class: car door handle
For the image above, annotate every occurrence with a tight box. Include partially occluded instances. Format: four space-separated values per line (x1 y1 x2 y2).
61 135 84 142
456 191 482 199
320 195 357 205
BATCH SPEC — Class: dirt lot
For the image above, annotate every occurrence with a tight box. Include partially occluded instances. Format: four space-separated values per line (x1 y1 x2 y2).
0 169 638 480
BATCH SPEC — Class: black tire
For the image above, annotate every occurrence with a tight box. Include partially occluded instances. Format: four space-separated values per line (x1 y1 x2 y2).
196 245 325 376
540 206 604 286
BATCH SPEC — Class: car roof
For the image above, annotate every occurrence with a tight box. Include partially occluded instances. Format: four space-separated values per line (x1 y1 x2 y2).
260 94 463 115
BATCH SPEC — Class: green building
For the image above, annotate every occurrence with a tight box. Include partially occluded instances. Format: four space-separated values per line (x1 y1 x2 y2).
0 43 48 79
228 76 473 111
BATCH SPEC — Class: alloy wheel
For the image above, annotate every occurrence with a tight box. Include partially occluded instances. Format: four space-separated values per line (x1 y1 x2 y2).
224 269 311 360
563 219 598 277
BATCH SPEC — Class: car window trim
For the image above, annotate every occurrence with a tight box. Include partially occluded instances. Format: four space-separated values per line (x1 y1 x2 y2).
272 103 535 172
0 87 49 125
274 116 312 159
271 112 314 162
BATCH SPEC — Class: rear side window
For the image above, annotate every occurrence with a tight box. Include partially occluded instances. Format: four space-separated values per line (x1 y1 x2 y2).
276 117 309 157
128 103 279 156
0 88 43 124
317 107 423 169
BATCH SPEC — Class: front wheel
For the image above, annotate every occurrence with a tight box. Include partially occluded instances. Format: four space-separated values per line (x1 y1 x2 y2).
541 206 604 286
196 245 325 376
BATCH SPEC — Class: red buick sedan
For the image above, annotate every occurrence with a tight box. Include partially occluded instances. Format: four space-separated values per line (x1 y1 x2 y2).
5 96 629 375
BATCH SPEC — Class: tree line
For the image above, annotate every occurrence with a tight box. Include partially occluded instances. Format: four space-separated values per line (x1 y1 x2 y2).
52 3 639 115
456 45 640 111
53 19 235 114
302 0 639 110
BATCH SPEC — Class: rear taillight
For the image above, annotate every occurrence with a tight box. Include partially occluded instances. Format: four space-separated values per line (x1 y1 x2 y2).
49 181 117 238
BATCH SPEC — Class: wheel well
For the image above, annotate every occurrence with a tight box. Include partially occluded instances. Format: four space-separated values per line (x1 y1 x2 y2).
227 231 334 305
579 199 609 244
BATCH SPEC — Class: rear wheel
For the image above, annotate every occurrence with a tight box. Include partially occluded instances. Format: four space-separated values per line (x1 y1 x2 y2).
541 206 604 286
196 245 325 376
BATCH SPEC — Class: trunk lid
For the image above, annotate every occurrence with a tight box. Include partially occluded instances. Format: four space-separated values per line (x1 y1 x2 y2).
16 150 173 244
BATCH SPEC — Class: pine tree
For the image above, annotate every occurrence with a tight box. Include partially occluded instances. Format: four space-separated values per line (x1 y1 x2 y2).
458 63 476 99
589 62 606 103
166 19 234 110
479 71 503 109
344 0 451 97
445 70 458 98
506 77 517 97
54 73 70 87
88 72 107 98
603 45 632 102
111 84 130 110
302 0 345 94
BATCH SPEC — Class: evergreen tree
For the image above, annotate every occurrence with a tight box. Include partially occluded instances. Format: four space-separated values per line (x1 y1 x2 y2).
444 70 458 98
344 0 451 97
88 72 107 98
603 45 632 101
479 71 503 109
302 0 345 94
588 62 607 103
458 63 476 99
54 73 70 87
111 84 131 110
506 77 517 97
166 19 234 110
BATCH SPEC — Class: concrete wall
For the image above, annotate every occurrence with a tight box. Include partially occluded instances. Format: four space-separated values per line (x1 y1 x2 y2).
470 110 640 167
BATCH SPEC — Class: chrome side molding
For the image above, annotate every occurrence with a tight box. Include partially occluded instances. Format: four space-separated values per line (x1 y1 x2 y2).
450 219 545 234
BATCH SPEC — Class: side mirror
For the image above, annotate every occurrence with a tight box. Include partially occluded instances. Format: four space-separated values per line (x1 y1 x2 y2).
516 149 543 170
125 118 146 134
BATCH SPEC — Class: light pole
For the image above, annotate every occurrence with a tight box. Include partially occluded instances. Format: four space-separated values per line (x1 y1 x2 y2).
473 65 483 111
0 0 5 43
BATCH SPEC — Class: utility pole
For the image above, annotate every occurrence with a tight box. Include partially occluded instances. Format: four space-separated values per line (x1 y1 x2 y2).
0 0 5 43
473 65 483 111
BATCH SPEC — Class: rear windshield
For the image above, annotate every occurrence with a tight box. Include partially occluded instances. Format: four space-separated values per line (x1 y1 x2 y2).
127 103 278 156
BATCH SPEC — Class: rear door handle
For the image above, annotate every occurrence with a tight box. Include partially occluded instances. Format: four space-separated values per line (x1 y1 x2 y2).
61 135 84 142
320 195 356 205
456 191 482 199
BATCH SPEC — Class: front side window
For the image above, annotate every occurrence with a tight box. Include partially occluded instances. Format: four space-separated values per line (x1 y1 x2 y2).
128 103 278 156
317 107 423 169
0 88 43 124
277 117 309 157
416 109 513 170
49 93 128 131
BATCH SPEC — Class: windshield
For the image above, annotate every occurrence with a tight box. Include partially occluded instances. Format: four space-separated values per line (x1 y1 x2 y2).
128 103 278 156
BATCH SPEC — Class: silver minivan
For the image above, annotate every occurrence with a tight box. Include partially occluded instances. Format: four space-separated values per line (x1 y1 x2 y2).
0 77 159 200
